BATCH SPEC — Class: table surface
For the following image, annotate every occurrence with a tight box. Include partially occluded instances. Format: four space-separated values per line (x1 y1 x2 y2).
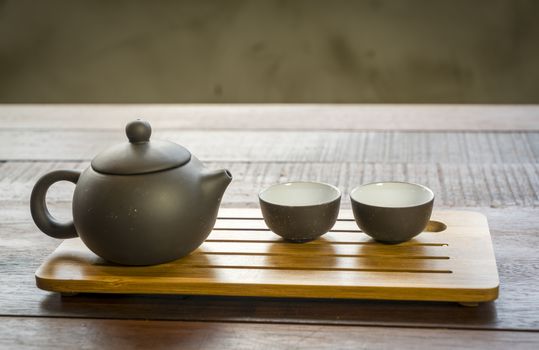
1 104 538 349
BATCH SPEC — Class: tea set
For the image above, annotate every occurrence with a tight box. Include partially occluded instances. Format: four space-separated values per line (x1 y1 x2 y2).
30 120 435 266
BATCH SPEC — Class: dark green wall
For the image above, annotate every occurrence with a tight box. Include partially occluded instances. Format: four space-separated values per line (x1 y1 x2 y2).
1 0 538 103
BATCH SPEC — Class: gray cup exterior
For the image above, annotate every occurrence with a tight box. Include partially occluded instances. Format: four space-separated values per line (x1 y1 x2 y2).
351 197 434 244
259 196 341 243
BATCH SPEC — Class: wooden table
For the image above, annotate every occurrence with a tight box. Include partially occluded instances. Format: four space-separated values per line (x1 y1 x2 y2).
1 104 539 349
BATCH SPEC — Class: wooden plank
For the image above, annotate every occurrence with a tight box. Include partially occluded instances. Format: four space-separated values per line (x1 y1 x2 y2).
2 161 538 208
0 105 538 336
2 204 536 330
1 104 539 131
1 317 537 350
0 130 538 163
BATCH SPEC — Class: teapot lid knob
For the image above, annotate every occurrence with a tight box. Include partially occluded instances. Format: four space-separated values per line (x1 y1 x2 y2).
126 119 151 143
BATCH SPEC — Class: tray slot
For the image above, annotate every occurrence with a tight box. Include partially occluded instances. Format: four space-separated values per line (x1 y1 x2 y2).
63 257 454 280
206 239 448 247
184 266 452 274
177 254 453 274
200 241 450 260
207 231 449 246
203 252 449 260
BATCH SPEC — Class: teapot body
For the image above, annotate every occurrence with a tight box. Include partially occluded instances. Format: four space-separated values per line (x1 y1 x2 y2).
72 156 224 265
30 120 232 266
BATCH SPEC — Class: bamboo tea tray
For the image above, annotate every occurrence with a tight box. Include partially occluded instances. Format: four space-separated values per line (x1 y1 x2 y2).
36 209 499 305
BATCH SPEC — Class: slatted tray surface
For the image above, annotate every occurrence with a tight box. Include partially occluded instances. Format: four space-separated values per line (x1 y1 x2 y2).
36 209 499 303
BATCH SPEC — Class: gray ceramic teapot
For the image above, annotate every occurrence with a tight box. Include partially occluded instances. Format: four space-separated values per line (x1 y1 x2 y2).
30 120 232 265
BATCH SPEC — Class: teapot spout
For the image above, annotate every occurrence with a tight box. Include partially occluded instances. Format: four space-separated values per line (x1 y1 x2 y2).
202 168 232 202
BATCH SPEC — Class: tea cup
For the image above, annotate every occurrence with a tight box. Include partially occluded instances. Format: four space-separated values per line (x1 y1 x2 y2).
350 182 434 243
259 182 341 242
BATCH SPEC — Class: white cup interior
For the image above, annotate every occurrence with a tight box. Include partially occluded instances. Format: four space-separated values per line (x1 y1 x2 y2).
350 182 434 208
259 182 341 207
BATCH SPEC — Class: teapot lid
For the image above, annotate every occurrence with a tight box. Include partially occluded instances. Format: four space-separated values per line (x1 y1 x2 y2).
91 119 191 175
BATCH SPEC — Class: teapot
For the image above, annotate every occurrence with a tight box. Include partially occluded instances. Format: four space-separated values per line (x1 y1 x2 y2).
30 120 232 265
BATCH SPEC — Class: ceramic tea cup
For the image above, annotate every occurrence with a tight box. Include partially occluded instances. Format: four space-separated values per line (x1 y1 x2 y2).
350 182 434 244
259 182 341 242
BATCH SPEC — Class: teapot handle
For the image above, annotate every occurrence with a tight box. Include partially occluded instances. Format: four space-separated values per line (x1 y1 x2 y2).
30 170 81 239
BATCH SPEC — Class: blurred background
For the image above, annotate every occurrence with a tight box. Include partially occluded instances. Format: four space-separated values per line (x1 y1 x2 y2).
0 0 538 103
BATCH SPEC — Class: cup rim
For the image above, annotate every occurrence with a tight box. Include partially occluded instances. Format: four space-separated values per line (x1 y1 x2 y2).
259 181 341 208
349 181 434 209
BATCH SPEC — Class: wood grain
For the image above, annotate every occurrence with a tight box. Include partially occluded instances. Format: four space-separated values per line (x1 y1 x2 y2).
1 105 538 345
1 204 537 330
1 317 537 350
1 129 538 163
1 104 539 130
2 161 538 208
